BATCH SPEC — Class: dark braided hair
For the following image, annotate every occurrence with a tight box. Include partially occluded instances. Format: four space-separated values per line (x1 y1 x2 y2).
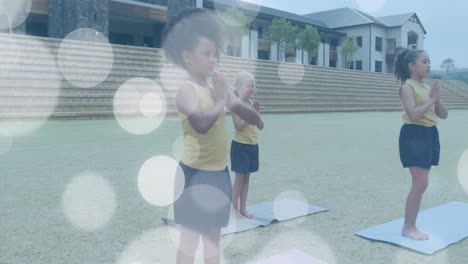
162 8 224 68
394 48 426 83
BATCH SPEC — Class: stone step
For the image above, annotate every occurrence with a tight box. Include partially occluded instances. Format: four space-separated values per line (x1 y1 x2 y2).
265 103 468 111
0 86 463 104
0 111 177 120
264 107 401 113
254 87 460 98
1 33 467 119
0 54 401 86
0 35 405 84
0 33 165 58
2 35 445 89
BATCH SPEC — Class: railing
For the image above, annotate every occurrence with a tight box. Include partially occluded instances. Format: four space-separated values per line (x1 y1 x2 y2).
258 39 271 51
386 46 396 54
131 0 168 6
386 46 405 64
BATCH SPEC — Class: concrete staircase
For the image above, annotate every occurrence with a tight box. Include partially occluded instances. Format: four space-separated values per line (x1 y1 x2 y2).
0 33 467 120
443 80 468 99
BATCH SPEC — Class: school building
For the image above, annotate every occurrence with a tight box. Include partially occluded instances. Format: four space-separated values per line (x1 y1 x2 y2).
4 0 427 73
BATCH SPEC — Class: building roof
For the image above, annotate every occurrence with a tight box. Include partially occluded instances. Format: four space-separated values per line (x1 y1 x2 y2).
377 13 427 34
305 8 427 34
203 2 426 36
377 13 413 26
304 7 386 28
203 0 344 35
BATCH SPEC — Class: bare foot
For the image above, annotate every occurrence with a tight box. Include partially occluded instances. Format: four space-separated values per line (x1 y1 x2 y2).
231 208 245 218
240 209 253 219
402 227 429 240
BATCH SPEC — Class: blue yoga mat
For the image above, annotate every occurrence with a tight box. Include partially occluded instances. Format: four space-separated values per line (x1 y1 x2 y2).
246 249 328 264
221 199 327 235
355 201 468 254
162 199 327 236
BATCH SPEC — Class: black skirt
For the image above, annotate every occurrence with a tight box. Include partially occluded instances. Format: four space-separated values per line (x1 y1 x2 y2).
173 162 232 234
399 124 440 169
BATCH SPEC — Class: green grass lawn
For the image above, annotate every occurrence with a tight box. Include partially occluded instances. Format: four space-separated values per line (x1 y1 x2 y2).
2 110 468 263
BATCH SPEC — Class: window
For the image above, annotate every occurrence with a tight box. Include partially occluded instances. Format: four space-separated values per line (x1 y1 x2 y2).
109 33 134 45
375 37 382 52
375 60 383 72
330 39 339 51
356 60 363 70
356 36 362 47
349 61 354 69
133 0 168 6
143 37 154 47
257 26 263 39
309 48 318 65
227 45 240 57
310 57 317 65
26 22 48 37
386 39 396 54
258 50 270 60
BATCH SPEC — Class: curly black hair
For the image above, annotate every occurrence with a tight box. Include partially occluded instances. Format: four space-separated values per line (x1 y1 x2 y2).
162 8 225 68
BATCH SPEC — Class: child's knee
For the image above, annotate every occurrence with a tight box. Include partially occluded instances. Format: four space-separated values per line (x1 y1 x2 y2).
203 230 221 245
244 175 250 184
412 180 428 193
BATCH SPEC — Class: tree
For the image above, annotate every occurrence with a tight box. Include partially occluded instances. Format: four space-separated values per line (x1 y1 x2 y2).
296 25 320 65
269 18 297 61
441 58 455 74
341 36 359 69
220 7 250 57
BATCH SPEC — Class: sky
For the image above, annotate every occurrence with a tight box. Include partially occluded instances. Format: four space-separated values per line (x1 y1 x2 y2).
243 0 468 69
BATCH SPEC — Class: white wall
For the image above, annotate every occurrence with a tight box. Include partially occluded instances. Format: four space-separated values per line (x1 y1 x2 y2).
336 46 343 68
324 43 330 67
401 18 425 50
302 50 309 64
250 28 258 60
337 24 387 72
336 20 425 73
335 25 371 71
385 27 402 73
317 42 325 66
370 24 387 72
317 42 331 67
241 33 250 58
270 42 278 61
249 19 274 60
296 48 303 64
386 27 401 47
233 15 425 72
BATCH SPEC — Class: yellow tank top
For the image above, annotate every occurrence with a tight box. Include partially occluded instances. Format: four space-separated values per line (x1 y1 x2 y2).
234 124 257 145
179 81 228 171
402 79 438 127
234 102 258 144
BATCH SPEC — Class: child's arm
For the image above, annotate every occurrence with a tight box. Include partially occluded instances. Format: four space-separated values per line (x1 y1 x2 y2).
252 101 264 130
213 73 260 125
400 84 437 122
256 119 264 130
176 83 226 134
435 100 448 119
432 81 448 119
226 91 260 125
232 101 264 130
232 113 249 131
